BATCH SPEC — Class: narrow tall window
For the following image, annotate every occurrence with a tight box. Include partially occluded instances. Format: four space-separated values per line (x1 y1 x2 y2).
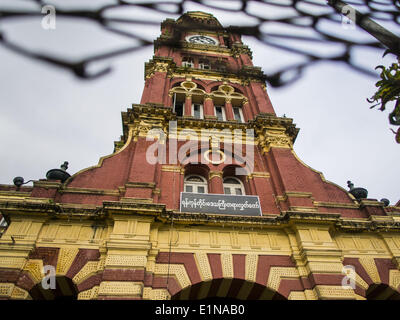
199 59 210 70
184 175 208 194
214 105 226 121
223 36 232 49
233 106 244 123
223 177 245 195
215 61 226 72
216 65 226 72
0 217 7 236
173 93 184 117
192 103 204 119
182 57 194 68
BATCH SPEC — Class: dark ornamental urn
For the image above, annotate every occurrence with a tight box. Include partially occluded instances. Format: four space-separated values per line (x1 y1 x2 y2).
46 161 71 183
347 181 368 200
13 176 25 188
380 198 390 207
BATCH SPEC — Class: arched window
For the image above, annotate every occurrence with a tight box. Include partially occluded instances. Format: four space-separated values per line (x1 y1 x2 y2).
223 177 245 195
182 57 194 68
184 175 208 194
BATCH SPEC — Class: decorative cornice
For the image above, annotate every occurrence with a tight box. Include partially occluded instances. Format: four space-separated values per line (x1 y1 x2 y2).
284 191 313 198
247 172 271 179
251 113 299 152
1 198 400 232
33 180 62 189
251 113 299 139
314 201 360 209
359 199 387 207
161 165 182 173
125 182 156 189
231 43 253 59
173 41 231 55
120 197 154 204
145 56 176 79
0 190 32 199
58 187 120 196
119 105 299 150
258 127 293 153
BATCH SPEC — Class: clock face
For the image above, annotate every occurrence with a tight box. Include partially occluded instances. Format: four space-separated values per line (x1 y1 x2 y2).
186 35 218 45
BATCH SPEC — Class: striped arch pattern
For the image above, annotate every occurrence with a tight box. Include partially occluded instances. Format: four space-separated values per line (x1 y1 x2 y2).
342 257 400 300
0 247 101 300
153 252 303 300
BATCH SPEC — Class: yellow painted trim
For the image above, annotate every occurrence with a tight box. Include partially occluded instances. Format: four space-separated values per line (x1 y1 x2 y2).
161 165 182 173
314 201 359 209
59 187 120 196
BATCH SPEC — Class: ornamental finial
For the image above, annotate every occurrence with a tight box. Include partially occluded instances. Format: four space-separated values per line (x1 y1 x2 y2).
61 161 69 171
347 180 354 190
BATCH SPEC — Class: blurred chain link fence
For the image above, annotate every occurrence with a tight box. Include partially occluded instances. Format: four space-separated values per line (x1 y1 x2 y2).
0 0 399 86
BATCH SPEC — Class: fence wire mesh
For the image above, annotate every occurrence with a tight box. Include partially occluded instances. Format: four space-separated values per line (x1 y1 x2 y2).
0 0 399 87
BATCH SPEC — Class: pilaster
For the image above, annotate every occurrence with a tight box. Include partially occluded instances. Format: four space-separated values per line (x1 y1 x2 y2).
208 171 224 194
99 213 155 299
290 223 356 300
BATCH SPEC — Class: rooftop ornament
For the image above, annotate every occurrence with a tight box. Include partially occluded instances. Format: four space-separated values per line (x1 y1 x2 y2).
46 161 71 183
380 198 390 207
347 180 368 200
12 176 33 189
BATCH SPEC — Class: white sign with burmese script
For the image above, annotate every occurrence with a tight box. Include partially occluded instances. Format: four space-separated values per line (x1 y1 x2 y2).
180 192 262 216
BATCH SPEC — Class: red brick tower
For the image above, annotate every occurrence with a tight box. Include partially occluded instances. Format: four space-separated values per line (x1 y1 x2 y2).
52 11 373 218
0 11 399 301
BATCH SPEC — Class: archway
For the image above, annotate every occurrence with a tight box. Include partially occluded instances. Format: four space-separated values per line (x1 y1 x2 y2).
29 276 78 300
366 283 400 300
171 279 286 300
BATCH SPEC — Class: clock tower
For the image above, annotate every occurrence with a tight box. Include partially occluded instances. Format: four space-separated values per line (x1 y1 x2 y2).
0 11 399 301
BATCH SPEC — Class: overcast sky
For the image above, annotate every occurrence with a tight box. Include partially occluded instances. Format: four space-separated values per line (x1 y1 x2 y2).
0 0 399 204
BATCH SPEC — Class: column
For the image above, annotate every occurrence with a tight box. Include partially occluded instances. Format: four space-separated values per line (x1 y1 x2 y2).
184 94 192 117
225 99 234 121
242 100 252 121
167 93 174 108
291 224 357 300
209 171 224 194
204 97 215 119
99 214 154 300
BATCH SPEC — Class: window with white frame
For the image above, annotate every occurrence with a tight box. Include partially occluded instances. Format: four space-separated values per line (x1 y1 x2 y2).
184 175 208 194
0 217 7 236
192 103 204 119
223 177 245 195
0 217 7 228
199 59 210 70
173 93 184 117
182 57 194 68
233 106 244 123
214 105 226 121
